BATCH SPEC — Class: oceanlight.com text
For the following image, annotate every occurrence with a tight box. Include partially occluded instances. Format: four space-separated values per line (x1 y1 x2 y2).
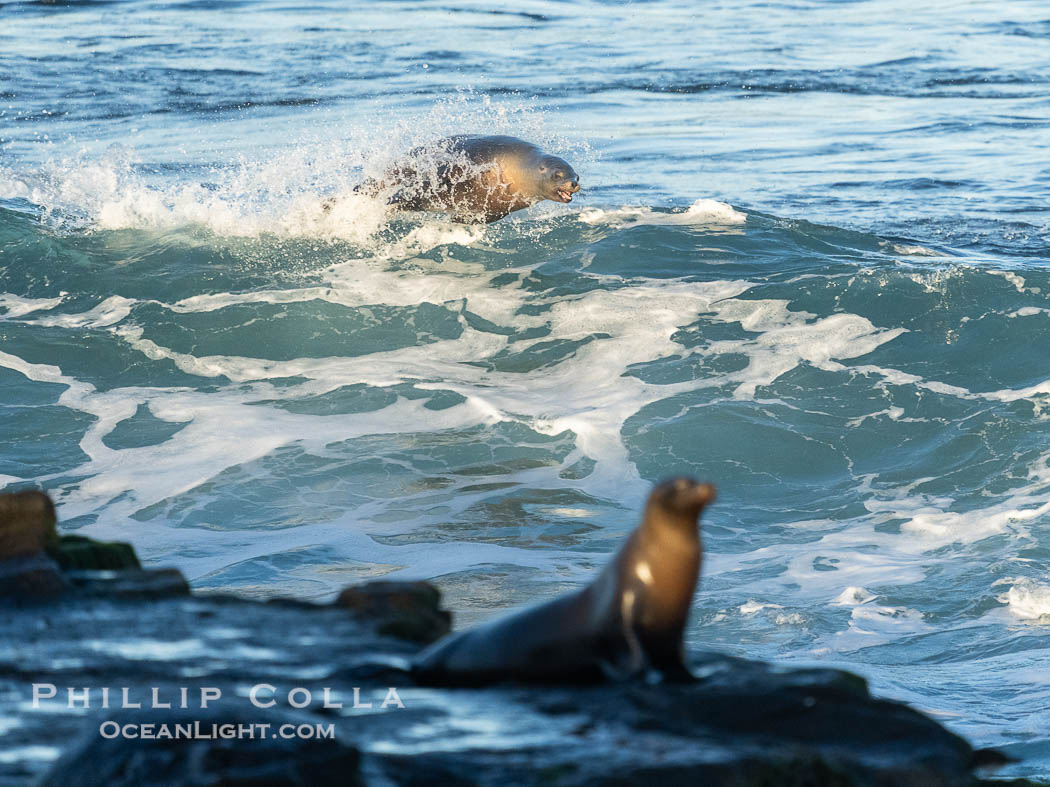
98 721 336 741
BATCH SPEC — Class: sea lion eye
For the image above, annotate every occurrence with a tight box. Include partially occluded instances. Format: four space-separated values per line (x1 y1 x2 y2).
555 171 564 178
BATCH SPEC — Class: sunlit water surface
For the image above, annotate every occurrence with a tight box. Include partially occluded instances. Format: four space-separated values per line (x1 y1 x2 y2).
2 0 1049 777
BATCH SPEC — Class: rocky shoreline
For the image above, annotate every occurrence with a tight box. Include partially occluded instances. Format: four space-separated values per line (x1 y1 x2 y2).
0 490 1039 786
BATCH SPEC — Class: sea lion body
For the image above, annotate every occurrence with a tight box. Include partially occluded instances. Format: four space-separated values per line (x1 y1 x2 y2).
412 478 714 685
359 135 580 224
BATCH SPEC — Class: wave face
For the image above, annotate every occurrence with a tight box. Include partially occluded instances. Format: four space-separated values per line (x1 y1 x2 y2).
2 0 1050 778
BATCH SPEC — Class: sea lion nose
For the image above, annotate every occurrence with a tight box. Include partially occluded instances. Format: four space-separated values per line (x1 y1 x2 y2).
693 482 716 505
568 178 580 192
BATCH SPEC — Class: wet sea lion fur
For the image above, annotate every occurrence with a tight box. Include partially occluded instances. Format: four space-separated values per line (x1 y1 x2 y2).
412 478 714 685
350 135 580 224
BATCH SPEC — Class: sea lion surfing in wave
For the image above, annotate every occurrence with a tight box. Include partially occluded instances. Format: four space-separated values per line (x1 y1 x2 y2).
347 135 580 224
412 478 714 686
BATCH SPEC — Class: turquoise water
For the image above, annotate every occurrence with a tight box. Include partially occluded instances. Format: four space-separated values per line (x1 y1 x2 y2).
2 0 1050 777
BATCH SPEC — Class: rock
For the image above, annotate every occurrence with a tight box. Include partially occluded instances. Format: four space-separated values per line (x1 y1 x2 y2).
0 490 180 603
0 591 418 786
0 489 58 559
334 580 451 644
40 706 362 787
48 534 142 571
0 489 1019 786
0 551 69 601
64 568 190 599
368 652 982 787
0 588 1006 787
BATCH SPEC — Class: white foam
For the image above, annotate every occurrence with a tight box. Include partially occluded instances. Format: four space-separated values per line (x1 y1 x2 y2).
989 269 1027 293
1003 578 1050 621
832 586 877 606
0 252 758 587
740 600 783 614
703 298 906 398
864 474 1050 548
167 256 489 315
111 274 755 507
86 166 395 243
3 249 1034 632
0 293 65 319
579 198 746 228
833 603 928 649
847 355 1050 406
883 242 943 257
0 340 597 583
845 406 906 427
543 508 596 518
11 96 592 246
27 295 135 328
681 199 748 224
0 254 940 599
9 157 1047 639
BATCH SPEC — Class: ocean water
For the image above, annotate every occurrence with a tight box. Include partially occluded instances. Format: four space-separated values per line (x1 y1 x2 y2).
2 0 1049 777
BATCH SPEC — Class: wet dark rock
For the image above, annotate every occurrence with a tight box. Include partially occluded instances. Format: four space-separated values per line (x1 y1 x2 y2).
0 490 176 603
48 534 142 571
2 591 420 787
0 551 69 601
334 580 451 643
369 653 981 787
0 491 176 608
65 567 190 599
1 587 1002 787
0 490 1015 786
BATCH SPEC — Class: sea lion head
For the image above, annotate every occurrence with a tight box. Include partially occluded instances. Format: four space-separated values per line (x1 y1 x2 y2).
647 477 716 528
533 154 580 204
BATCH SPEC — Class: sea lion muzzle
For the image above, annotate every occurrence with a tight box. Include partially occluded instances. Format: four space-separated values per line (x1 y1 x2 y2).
411 477 713 686
554 178 580 203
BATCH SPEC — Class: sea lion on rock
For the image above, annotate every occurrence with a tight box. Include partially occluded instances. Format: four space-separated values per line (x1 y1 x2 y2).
355 135 580 224
412 478 714 686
